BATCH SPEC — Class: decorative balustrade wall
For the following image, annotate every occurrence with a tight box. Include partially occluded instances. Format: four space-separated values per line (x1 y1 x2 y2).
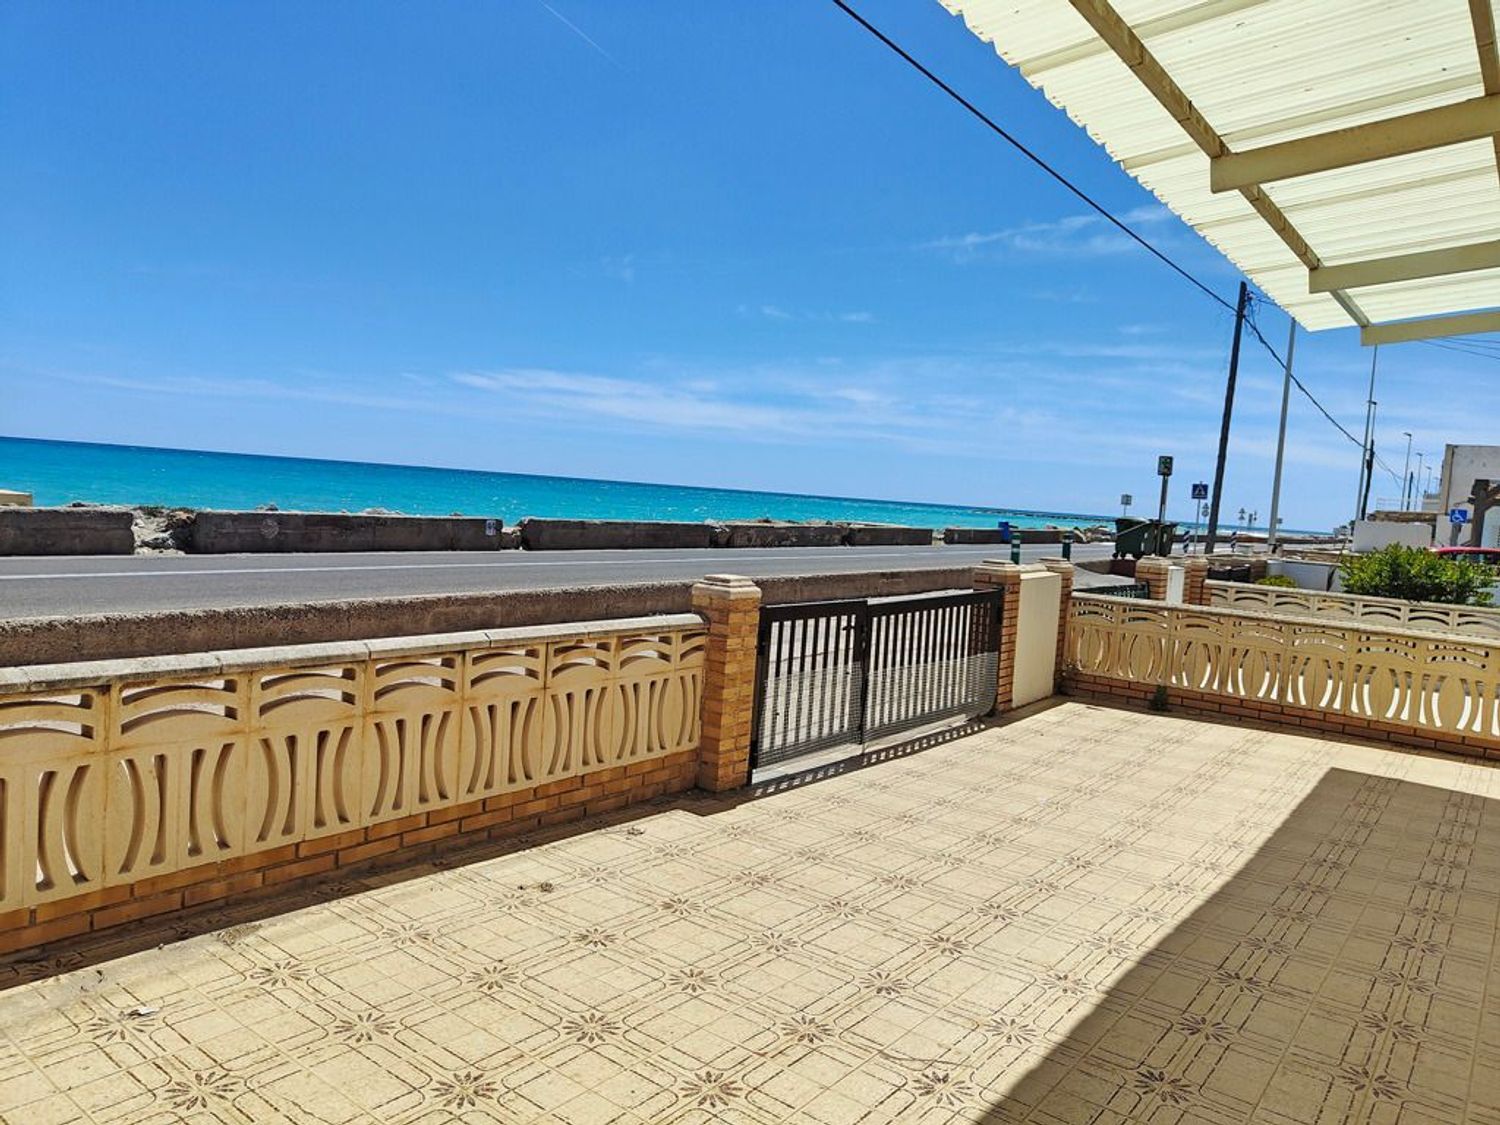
1068 595 1500 761
1208 580 1500 639
0 616 705 928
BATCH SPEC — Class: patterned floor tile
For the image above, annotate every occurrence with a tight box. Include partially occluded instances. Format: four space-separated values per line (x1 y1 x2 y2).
2 704 1499 1123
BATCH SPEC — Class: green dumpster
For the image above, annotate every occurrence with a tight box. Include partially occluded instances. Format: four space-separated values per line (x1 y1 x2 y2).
1114 518 1178 559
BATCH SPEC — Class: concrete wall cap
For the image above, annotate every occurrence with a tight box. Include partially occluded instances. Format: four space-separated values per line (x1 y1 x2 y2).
216 641 374 674
364 631 495 658
6 651 229 692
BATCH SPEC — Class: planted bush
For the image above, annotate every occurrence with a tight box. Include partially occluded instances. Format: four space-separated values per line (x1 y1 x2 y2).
1338 545 1495 606
1255 575 1299 588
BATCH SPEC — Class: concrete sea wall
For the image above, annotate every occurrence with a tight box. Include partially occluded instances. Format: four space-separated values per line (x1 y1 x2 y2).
0 566 977 664
0 508 135 556
192 510 516 553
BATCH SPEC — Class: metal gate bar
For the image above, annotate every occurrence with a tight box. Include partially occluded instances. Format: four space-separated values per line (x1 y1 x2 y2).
751 597 867 769
866 591 1001 742
751 589 1002 770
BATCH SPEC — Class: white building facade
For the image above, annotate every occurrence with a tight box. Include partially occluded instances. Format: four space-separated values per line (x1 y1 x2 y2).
1436 445 1500 547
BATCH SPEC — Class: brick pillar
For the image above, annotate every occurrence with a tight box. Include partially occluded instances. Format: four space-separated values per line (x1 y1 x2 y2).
1183 557 1210 605
691 574 762 792
975 561 1025 713
1136 557 1171 601
1039 558 1075 680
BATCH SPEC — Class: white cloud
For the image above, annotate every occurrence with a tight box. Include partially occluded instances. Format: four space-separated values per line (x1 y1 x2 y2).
742 304 875 325
601 255 635 283
920 205 1174 263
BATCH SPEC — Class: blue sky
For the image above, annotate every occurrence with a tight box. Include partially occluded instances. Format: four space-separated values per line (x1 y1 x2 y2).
3 1 1496 530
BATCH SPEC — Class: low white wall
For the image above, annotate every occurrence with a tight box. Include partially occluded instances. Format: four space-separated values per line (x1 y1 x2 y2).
1013 569 1062 708
1353 520 1432 551
1268 558 1343 592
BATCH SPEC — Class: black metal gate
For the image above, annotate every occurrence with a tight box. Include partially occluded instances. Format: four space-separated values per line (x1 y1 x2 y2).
750 589 1002 770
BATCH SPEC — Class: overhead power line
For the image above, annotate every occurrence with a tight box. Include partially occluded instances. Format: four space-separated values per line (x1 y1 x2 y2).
1421 339 1500 363
828 0 1368 453
827 0 1232 313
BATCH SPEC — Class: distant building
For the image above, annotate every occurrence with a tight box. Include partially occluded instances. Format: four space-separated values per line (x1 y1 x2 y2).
1435 445 1500 547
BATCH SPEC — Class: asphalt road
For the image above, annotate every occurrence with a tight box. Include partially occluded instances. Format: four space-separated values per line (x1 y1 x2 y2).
0 542 1117 619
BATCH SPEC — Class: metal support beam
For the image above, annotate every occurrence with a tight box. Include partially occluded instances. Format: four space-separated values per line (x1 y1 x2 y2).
1310 240 1500 293
1471 0 1500 186
1211 95 1500 193
1361 309 1500 346
1062 0 1370 328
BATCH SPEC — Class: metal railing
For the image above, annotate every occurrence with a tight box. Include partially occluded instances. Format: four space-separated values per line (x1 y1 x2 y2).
751 590 1002 769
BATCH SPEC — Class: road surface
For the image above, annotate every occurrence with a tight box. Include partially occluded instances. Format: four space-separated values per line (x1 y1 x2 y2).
0 542 1118 618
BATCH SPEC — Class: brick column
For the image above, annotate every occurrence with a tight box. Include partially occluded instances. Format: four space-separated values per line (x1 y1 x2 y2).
1039 558 1075 681
1183 557 1210 605
975 561 1025 713
1136 556 1171 601
691 574 762 792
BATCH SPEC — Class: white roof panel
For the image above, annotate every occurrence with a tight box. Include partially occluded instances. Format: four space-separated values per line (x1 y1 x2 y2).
939 0 1500 336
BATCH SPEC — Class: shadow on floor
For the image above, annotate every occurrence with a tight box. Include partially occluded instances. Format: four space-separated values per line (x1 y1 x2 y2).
0 712 1025 991
980 766 1499 1124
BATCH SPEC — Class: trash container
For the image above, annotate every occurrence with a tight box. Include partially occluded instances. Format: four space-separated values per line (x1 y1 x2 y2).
1114 518 1178 559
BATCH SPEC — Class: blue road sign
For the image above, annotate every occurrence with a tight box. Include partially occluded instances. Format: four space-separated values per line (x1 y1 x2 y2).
1191 482 1209 500
1450 508 1470 524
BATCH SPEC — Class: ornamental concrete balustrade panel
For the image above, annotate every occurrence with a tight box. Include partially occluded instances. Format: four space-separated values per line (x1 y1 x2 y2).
1208 580 1500 638
253 662 363 845
1069 595 1500 748
463 642 546 796
0 615 706 914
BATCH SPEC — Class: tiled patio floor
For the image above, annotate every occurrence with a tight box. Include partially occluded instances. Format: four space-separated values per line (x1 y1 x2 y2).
2 702 1498 1124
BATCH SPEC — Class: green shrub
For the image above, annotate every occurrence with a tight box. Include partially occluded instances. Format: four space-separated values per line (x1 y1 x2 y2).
1338 545 1495 606
1255 575 1299 588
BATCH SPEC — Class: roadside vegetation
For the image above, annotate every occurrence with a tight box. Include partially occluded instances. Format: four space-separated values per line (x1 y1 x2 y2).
1339 544 1495 606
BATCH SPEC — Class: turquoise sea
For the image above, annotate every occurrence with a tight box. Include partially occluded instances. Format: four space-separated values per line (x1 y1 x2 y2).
2 436 1115 530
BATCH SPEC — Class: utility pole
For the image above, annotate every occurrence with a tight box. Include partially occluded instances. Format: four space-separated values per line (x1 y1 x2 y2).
1353 345 1379 531
1415 452 1425 508
1266 320 1296 552
1206 280 1250 554
1401 431 1413 511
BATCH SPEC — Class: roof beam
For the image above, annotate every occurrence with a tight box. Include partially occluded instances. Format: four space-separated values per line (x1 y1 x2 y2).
1470 0 1500 186
1211 95 1500 193
1310 239 1500 293
1361 309 1500 346
1063 0 1369 327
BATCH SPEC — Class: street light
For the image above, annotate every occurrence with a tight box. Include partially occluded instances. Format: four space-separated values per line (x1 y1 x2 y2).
1401 432 1413 510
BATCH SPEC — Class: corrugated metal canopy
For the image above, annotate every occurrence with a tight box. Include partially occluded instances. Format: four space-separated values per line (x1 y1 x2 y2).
939 0 1500 341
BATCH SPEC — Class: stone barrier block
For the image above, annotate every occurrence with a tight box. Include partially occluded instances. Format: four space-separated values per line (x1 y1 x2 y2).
843 526 933 546
717 523 845 548
518 518 715 551
942 527 1062 545
190 511 509 553
0 507 135 556
943 528 1007 544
